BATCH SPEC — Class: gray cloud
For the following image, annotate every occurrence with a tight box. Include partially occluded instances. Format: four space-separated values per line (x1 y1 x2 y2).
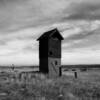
63 28 100 50
1 0 100 33
0 0 69 32
0 0 100 65
0 40 7 45
64 29 96 42
65 2 100 20
23 45 37 52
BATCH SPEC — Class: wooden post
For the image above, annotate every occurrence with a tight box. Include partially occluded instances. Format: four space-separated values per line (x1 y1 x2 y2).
74 71 77 79
59 67 62 77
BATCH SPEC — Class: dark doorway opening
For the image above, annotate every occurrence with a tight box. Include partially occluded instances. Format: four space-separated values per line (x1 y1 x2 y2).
55 61 57 65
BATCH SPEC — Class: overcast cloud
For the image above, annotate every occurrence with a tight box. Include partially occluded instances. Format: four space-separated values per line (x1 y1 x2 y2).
0 0 100 65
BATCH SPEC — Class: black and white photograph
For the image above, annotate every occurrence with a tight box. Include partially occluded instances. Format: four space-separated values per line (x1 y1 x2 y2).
0 0 100 100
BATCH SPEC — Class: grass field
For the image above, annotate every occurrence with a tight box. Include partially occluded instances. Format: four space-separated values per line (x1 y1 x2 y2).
0 69 100 100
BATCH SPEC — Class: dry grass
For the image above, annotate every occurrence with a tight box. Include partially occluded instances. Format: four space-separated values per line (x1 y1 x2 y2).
0 70 100 100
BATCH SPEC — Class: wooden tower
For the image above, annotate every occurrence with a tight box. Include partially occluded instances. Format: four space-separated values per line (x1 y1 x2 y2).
37 28 64 77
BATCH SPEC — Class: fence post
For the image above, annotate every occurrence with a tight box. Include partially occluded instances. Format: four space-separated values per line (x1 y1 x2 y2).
59 67 62 77
74 71 77 79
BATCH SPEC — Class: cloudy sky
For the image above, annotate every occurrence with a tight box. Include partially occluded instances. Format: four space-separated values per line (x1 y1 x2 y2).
0 0 100 66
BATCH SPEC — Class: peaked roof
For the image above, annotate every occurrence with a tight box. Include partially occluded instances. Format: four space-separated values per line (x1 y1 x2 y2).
37 28 64 41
